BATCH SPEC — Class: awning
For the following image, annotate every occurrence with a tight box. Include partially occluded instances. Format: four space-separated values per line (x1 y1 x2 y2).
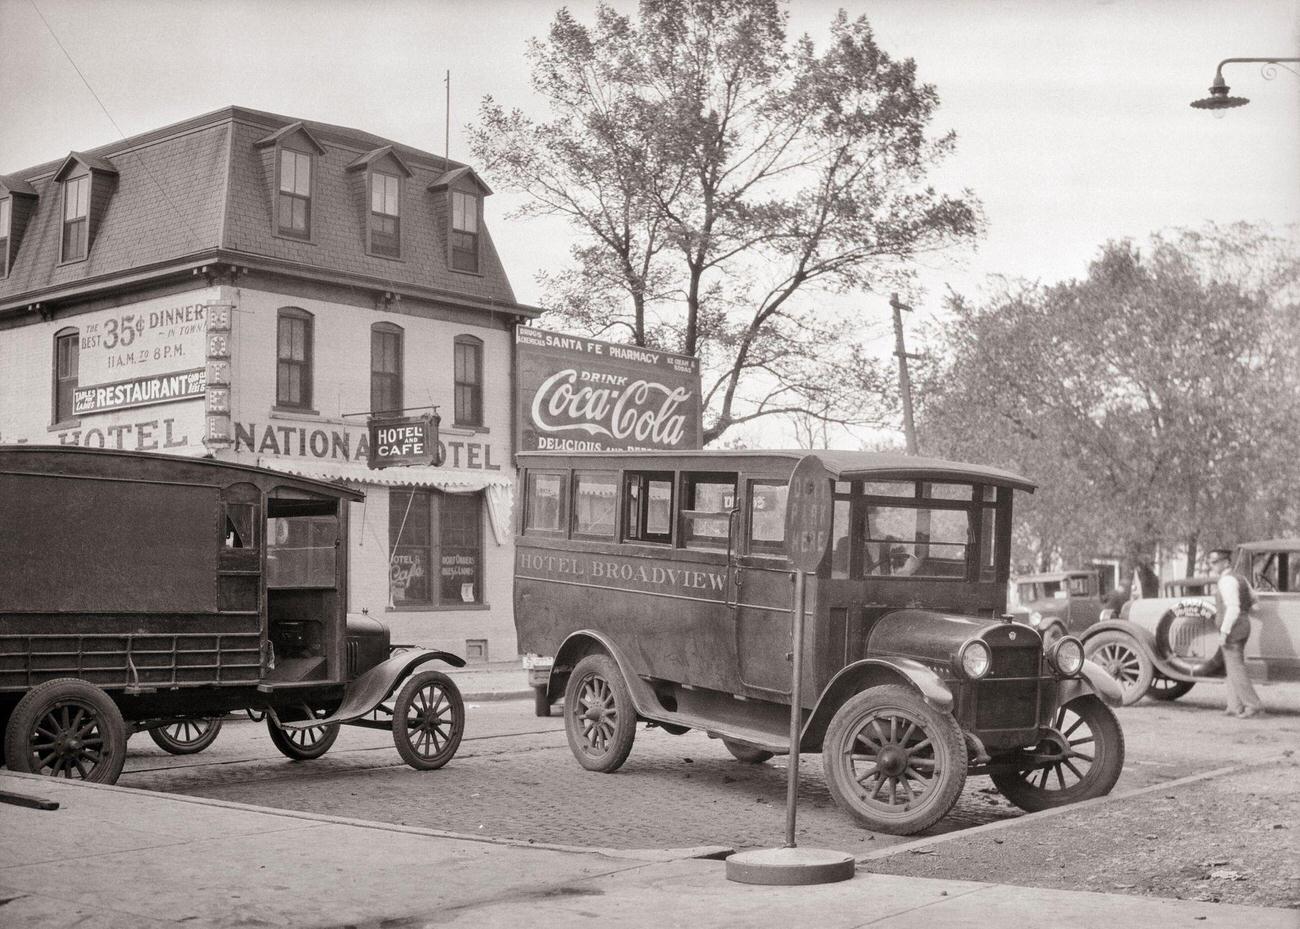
258 457 515 545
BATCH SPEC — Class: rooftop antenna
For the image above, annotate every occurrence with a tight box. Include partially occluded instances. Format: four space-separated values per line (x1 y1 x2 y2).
444 69 451 165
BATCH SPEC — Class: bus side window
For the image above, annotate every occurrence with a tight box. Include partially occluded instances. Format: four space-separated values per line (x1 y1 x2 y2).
680 473 735 550
524 470 568 536
572 470 617 539
748 481 788 555
624 471 674 544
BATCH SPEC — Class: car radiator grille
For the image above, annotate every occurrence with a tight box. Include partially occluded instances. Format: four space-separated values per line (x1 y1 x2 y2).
975 680 1040 730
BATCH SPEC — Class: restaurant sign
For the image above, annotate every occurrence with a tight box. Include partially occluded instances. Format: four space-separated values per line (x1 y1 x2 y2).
367 414 443 469
516 327 703 453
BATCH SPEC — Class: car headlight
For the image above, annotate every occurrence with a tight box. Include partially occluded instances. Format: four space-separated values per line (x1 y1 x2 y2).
959 640 991 679
1050 636 1085 676
1028 611 1043 626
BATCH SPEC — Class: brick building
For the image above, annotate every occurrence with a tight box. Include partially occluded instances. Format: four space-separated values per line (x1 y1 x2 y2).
0 106 537 659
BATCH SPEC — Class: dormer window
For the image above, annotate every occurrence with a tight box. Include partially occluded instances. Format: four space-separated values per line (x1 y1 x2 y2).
370 172 401 258
278 149 312 238
451 191 479 273
62 174 90 262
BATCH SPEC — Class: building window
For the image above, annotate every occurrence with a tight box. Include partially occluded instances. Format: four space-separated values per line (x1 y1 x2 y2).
389 490 483 606
278 148 312 238
371 323 403 415
53 327 79 423
453 336 482 426
370 172 400 257
0 196 10 277
62 175 89 262
276 308 313 409
450 190 479 272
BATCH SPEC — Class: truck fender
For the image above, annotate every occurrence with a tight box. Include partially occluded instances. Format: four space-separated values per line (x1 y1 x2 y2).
1056 659 1124 708
272 648 465 729
802 658 953 751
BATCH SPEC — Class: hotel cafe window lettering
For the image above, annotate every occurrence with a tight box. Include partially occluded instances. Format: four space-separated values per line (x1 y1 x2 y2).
390 490 483 606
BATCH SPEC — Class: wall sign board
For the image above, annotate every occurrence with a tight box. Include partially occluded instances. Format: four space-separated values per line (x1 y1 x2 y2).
367 413 443 469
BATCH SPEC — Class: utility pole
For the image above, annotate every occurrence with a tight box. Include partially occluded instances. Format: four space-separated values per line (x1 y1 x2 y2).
890 293 922 455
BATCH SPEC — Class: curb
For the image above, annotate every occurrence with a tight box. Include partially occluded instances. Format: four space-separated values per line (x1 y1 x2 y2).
459 689 533 702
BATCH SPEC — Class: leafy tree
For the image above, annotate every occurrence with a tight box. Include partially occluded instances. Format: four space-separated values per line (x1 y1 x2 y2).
471 0 979 443
918 224 1300 580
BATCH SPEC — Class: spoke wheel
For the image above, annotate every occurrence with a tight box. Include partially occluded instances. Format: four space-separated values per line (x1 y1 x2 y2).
1147 675 1195 701
4 678 127 784
148 717 223 755
267 712 340 760
1084 631 1152 705
722 739 773 764
990 694 1125 812
564 654 636 773
392 670 465 770
822 684 967 835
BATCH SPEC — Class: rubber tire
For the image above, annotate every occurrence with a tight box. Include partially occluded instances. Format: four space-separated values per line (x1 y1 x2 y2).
1084 630 1152 706
990 694 1125 812
147 717 224 755
392 670 465 771
722 739 773 764
4 678 128 784
1147 676 1195 701
564 654 637 773
266 716 340 760
822 684 968 835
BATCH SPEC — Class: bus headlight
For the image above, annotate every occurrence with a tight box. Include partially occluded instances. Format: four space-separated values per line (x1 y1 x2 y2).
1050 636 1085 676
959 640 991 679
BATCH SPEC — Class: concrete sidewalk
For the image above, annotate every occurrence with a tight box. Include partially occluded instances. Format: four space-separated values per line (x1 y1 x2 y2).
443 659 534 703
2 771 1295 929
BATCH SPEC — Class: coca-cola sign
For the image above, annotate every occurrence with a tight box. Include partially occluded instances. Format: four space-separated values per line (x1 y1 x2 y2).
516 327 703 453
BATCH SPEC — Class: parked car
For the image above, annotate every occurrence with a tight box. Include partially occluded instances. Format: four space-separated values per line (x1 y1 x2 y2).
0 446 466 783
1010 570 1108 644
515 449 1124 835
1082 540 1300 705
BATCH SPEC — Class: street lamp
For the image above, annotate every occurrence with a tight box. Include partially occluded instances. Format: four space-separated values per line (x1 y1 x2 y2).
1190 57 1300 110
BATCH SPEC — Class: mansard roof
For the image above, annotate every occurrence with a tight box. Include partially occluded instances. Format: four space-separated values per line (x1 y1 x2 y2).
0 106 529 317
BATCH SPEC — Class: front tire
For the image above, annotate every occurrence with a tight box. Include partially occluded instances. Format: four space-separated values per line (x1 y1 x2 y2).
147 717 223 755
564 654 637 772
267 714 340 760
990 694 1125 812
1084 630 1152 705
4 678 127 783
392 670 465 770
822 684 967 835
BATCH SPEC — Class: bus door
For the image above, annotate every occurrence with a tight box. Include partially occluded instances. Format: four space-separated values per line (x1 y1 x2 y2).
731 479 794 694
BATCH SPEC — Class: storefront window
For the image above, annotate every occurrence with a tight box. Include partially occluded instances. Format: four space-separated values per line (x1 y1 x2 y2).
390 489 483 606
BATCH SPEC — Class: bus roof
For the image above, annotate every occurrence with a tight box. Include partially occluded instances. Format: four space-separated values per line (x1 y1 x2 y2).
516 449 1036 492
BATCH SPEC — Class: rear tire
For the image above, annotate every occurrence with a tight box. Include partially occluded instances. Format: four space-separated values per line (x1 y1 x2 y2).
564 654 636 772
148 717 223 755
5 678 127 784
1147 676 1195 701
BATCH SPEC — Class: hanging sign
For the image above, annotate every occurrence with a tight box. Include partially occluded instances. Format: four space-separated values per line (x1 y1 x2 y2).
367 413 443 469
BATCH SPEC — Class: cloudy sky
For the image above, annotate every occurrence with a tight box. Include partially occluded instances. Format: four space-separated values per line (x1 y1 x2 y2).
4 0 1296 441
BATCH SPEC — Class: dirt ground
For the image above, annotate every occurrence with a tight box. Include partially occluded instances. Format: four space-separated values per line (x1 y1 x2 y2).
866 751 1300 910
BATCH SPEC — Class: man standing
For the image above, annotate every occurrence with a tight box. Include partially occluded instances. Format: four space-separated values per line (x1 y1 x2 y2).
1206 548 1265 718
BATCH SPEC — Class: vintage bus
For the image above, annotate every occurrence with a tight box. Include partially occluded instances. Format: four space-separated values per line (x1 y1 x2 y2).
1 446 465 783
514 449 1124 835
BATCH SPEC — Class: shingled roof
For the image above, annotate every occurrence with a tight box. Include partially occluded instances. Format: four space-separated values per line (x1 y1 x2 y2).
0 106 531 317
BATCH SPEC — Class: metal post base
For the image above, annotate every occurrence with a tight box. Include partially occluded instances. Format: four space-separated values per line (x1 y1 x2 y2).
725 847 856 885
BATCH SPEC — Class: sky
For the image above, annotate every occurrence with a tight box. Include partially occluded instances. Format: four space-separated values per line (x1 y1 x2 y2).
3 0 1297 441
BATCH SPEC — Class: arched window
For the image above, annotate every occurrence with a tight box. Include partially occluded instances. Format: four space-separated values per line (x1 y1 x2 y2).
276 308 313 410
371 322 404 415
53 326 79 424
453 335 483 427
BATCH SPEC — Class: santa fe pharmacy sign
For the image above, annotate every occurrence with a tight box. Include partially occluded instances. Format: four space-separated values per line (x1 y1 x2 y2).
516 327 702 452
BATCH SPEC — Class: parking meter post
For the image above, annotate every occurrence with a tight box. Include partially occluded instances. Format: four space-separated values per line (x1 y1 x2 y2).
785 568 806 848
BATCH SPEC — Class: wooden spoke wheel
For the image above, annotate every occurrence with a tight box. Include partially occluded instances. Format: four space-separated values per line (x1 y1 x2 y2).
148 717 223 755
4 678 127 784
1084 631 1152 706
392 670 465 771
1147 675 1195 701
990 694 1125 812
564 654 636 773
822 684 967 835
267 712 340 761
